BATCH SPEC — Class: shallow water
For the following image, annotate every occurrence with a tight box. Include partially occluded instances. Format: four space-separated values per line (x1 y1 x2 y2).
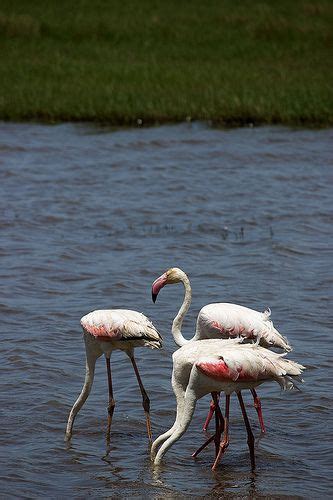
0 122 332 498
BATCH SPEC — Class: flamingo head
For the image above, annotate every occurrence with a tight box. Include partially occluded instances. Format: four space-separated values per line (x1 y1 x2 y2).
151 267 184 302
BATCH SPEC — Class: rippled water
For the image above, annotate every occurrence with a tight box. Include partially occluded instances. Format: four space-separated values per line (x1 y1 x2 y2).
0 122 332 498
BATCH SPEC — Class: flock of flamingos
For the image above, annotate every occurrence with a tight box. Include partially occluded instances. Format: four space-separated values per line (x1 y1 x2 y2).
65 267 305 471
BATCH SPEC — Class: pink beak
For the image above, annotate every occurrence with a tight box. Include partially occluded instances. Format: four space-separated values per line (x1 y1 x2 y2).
151 272 168 303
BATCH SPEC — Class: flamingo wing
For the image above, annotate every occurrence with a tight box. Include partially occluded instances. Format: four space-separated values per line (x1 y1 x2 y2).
81 309 162 347
196 350 262 383
196 303 291 351
196 344 304 388
196 357 241 382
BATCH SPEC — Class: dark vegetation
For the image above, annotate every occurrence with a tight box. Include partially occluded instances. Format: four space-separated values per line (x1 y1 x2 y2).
0 1 332 126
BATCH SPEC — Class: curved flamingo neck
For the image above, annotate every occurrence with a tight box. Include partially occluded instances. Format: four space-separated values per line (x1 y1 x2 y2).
172 272 200 347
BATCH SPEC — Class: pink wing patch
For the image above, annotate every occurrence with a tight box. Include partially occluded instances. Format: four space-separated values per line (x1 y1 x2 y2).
82 322 122 341
211 321 255 339
197 358 257 382
210 321 226 334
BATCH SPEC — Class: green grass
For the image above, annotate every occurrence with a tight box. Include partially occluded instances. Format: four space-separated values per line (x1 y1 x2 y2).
0 1 332 126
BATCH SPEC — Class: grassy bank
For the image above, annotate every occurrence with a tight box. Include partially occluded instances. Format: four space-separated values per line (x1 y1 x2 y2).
0 1 332 126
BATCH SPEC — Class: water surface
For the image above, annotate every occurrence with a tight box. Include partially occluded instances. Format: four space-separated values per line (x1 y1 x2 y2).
0 122 332 498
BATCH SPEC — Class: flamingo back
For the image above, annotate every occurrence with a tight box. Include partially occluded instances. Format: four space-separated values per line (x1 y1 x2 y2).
81 309 162 348
196 303 291 351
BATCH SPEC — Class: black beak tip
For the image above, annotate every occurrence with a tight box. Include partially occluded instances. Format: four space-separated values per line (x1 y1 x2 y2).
152 292 157 303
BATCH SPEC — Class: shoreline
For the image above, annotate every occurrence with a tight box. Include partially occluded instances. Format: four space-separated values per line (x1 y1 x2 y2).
1 115 331 129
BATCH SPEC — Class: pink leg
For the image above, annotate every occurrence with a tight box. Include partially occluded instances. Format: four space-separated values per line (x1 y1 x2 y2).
129 354 152 442
106 357 116 440
250 388 266 433
203 391 220 431
212 394 230 470
192 434 216 458
192 393 224 458
237 391 255 471
213 393 223 457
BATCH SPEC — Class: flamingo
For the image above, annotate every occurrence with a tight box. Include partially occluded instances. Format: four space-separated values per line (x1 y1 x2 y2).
151 339 305 469
151 267 291 433
65 309 162 442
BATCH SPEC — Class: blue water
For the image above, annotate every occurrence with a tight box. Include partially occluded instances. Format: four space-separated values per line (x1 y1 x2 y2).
0 122 332 498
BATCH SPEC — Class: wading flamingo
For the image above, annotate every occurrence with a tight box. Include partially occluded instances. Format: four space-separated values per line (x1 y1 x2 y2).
65 309 162 442
151 267 291 433
151 339 304 470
